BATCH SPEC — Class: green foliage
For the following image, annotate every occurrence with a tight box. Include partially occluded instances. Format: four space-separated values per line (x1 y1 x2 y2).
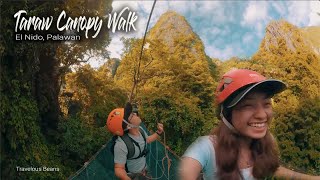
1 68 64 179
2 5 319 178
274 98 320 174
251 20 320 174
56 0 113 68
61 64 127 127
58 63 126 177
140 90 218 156
215 20 320 175
114 12 219 155
1 0 113 178
58 115 110 174
300 27 320 54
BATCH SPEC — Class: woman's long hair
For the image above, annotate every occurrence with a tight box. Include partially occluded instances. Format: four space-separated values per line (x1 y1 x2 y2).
211 107 280 180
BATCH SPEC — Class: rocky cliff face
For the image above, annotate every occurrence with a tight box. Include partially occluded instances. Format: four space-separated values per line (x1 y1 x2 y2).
262 20 320 56
265 20 296 51
147 11 206 62
107 58 120 77
148 11 194 47
301 26 320 55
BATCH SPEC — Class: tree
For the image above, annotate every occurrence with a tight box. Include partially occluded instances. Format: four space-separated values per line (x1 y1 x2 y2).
114 33 218 155
252 20 320 174
1 0 113 178
61 64 127 127
274 97 320 174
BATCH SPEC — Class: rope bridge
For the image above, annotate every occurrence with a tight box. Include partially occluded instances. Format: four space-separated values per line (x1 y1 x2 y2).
68 123 180 180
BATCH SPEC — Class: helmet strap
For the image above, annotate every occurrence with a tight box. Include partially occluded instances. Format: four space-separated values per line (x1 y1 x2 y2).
123 119 140 130
220 106 238 134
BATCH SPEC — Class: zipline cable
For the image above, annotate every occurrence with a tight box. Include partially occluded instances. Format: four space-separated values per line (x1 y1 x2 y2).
72 0 180 178
125 0 175 178
129 0 157 102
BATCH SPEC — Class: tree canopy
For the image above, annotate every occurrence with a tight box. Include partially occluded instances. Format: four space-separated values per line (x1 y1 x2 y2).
1 6 319 178
1 0 113 178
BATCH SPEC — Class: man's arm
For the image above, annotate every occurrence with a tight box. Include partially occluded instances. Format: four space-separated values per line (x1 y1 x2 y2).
114 138 130 180
146 123 163 144
274 166 320 180
146 132 159 143
114 163 131 180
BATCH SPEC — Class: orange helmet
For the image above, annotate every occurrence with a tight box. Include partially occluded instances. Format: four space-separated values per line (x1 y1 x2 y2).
106 108 124 136
216 69 286 108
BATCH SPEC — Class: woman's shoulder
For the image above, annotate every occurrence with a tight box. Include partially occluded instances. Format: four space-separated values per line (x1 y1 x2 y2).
183 135 218 179
185 136 216 155
194 136 214 145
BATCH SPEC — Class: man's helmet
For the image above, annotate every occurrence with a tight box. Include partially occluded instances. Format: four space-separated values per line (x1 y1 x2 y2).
106 108 124 136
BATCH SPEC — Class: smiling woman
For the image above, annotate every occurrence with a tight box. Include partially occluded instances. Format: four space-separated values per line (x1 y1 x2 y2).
231 91 273 139
179 69 320 180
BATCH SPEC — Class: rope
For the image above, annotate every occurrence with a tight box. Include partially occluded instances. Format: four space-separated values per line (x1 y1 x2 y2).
141 130 172 180
156 137 181 160
68 144 108 179
129 0 157 102
71 2 178 178
143 102 174 179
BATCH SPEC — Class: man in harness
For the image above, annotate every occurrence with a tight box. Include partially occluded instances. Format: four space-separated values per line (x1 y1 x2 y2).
107 102 164 180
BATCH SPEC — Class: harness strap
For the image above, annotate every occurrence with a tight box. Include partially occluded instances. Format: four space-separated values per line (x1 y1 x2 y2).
127 136 142 160
121 134 135 159
128 128 148 160
121 128 148 173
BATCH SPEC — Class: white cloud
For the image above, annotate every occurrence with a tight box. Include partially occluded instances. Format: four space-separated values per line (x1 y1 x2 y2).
107 34 123 59
219 26 231 37
242 1 269 25
205 45 232 60
87 58 103 68
195 1 221 13
202 2 236 25
105 1 150 59
93 1 318 67
309 1 320 26
256 23 265 38
241 2 271 40
168 1 190 15
112 1 139 13
199 26 222 44
271 2 287 17
242 33 254 44
286 1 310 27
193 1 223 22
145 1 169 27
137 1 153 12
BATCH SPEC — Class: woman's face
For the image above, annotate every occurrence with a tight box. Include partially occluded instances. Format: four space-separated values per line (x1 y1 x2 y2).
231 91 273 139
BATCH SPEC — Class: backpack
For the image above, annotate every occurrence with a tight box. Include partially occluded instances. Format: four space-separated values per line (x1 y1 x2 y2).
110 128 148 172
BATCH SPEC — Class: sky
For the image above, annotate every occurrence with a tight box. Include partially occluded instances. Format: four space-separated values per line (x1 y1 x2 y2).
89 1 320 68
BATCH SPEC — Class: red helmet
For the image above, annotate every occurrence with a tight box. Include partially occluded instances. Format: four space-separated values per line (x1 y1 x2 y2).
106 108 124 136
216 69 286 107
